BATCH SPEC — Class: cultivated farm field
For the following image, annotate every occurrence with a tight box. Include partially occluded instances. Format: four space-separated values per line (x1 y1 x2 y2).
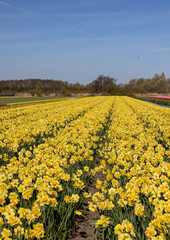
0 96 70 106
0 96 169 240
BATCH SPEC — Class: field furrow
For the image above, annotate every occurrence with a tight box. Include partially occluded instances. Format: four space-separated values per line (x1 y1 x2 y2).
0 96 115 239
0 96 169 240
90 96 170 240
0 97 105 153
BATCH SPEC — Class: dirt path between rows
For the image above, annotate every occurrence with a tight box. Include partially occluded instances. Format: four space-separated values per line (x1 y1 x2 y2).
71 171 104 240
70 106 114 240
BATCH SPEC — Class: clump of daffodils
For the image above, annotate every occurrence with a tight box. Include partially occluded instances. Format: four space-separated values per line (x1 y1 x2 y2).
95 215 110 228
114 219 136 238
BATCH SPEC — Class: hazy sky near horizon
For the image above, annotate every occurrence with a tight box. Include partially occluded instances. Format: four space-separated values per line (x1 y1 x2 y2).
1 0 170 84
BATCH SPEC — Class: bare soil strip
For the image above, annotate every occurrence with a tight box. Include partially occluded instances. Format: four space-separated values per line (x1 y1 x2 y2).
71 171 104 240
70 106 114 240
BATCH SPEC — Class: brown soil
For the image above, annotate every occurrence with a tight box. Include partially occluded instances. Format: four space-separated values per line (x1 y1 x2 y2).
135 92 170 97
70 111 112 240
71 171 104 240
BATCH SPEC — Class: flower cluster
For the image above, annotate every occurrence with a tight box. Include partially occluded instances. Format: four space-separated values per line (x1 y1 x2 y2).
90 96 170 239
0 96 114 239
0 96 169 239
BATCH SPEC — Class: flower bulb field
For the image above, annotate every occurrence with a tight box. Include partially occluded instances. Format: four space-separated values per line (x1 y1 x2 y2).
0 96 169 240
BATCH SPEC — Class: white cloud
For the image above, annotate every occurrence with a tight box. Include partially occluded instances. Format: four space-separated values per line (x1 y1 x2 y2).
150 48 170 52
0 1 99 39
40 11 124 18
71 27 96 37
0 1 12 8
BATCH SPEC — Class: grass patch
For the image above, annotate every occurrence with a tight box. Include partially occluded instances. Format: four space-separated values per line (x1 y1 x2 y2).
137 97 170 106
0 96 72 105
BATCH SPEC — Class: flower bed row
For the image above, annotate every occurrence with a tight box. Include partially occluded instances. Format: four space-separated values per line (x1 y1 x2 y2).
0 96 115 239
148 96 170 100
0 97 104 153
90 96 170 240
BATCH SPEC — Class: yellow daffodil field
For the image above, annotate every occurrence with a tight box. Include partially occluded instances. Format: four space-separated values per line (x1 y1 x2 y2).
0 96 169 240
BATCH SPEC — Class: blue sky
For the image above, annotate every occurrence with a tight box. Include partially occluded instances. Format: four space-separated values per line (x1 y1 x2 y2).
1 0 170 84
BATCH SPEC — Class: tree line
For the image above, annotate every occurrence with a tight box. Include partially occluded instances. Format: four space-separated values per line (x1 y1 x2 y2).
125 73 170 94
0 73 169 96
0 79 88 96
